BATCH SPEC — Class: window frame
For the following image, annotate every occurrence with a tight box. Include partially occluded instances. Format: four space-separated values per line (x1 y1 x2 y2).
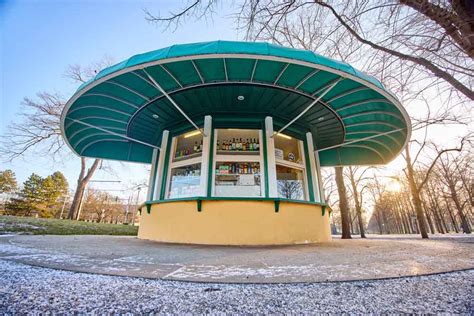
164 134 204 199
275 139 309 201
162 125 311 201
211 129 265 198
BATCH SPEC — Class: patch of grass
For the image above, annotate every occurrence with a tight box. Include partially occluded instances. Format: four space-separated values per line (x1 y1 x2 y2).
0 216 138 236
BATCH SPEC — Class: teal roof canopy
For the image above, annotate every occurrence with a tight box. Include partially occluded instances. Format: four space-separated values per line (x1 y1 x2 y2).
61 40 411 166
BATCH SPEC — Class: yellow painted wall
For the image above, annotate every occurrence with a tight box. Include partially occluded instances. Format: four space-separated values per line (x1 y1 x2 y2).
138 200 331 245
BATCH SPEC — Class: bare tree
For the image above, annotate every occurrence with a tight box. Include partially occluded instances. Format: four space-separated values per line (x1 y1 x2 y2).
335 166 351 239
80 189 125 223
346 166 372 238
437 149 472 233
0 58 113 220
403 137 469 238
278 180 304 200
146 0 473 101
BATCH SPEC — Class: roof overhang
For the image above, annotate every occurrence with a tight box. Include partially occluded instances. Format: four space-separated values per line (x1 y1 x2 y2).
61 41 411 166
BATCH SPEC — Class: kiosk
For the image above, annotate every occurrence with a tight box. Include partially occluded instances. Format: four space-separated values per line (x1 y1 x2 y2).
61 41 410 245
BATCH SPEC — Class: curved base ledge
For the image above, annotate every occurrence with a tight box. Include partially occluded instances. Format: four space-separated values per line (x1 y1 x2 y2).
138 199 331 245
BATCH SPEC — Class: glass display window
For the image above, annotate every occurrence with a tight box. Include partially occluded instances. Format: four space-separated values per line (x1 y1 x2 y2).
215 129 260 156
167 163 201 199
214 162 261 197
273 133 304 165
276 165 307 200
273 134 308 201
166 130 204 199
172 130 204 162
212 129 264 197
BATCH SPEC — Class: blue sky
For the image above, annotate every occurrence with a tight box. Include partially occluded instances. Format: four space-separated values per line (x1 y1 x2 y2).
0 0 238 197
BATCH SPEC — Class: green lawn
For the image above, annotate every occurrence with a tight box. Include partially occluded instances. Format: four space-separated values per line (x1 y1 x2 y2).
0 216 138 236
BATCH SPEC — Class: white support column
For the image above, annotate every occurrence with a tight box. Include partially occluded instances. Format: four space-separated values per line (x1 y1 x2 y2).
306 132 322 202
152 130 169 200
314 150 325 203
146 148 159 201
265 116 278 197
199 115 212 196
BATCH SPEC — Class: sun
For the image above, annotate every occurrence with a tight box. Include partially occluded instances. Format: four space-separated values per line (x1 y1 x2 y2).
386 179 402 192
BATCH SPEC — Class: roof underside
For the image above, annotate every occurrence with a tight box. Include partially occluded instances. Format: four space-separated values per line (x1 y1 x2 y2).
62 41 410 166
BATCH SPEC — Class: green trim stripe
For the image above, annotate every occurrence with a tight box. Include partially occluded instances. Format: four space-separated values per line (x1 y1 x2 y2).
146 196 328 205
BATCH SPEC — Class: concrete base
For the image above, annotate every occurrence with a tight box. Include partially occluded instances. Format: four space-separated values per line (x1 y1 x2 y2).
1 234 472 283
138 200 331 245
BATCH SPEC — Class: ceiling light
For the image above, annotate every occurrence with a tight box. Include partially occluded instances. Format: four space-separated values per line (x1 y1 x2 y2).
184 130 201 138
152 114 159 119
237 95 245 101
318 117 325 121
276 133 292 140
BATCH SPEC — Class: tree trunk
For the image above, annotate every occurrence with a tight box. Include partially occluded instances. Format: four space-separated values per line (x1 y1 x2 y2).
335 167 351 239
67 158 100 220
425 185 445 234
423 202 436 234
431 190 448 234
348 167 366 238
449 185 472 234
444 197 459 233
381 207 390 234
412 193 429 238
68 181 86 219
432 207 445 234
374 210 383 234
405 148 429 238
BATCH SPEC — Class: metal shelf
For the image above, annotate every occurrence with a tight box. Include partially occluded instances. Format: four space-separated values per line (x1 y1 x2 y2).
173 152 202 162
216 150 259 155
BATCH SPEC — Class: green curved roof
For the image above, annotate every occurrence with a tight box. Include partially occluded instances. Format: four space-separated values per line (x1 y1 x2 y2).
61 40 411 166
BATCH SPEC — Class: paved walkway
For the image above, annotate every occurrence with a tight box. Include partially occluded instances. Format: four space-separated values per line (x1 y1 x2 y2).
0 234 472 283
2 260 472 314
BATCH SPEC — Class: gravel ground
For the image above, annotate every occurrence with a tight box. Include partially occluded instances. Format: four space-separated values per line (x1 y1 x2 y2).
0 260 472 314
